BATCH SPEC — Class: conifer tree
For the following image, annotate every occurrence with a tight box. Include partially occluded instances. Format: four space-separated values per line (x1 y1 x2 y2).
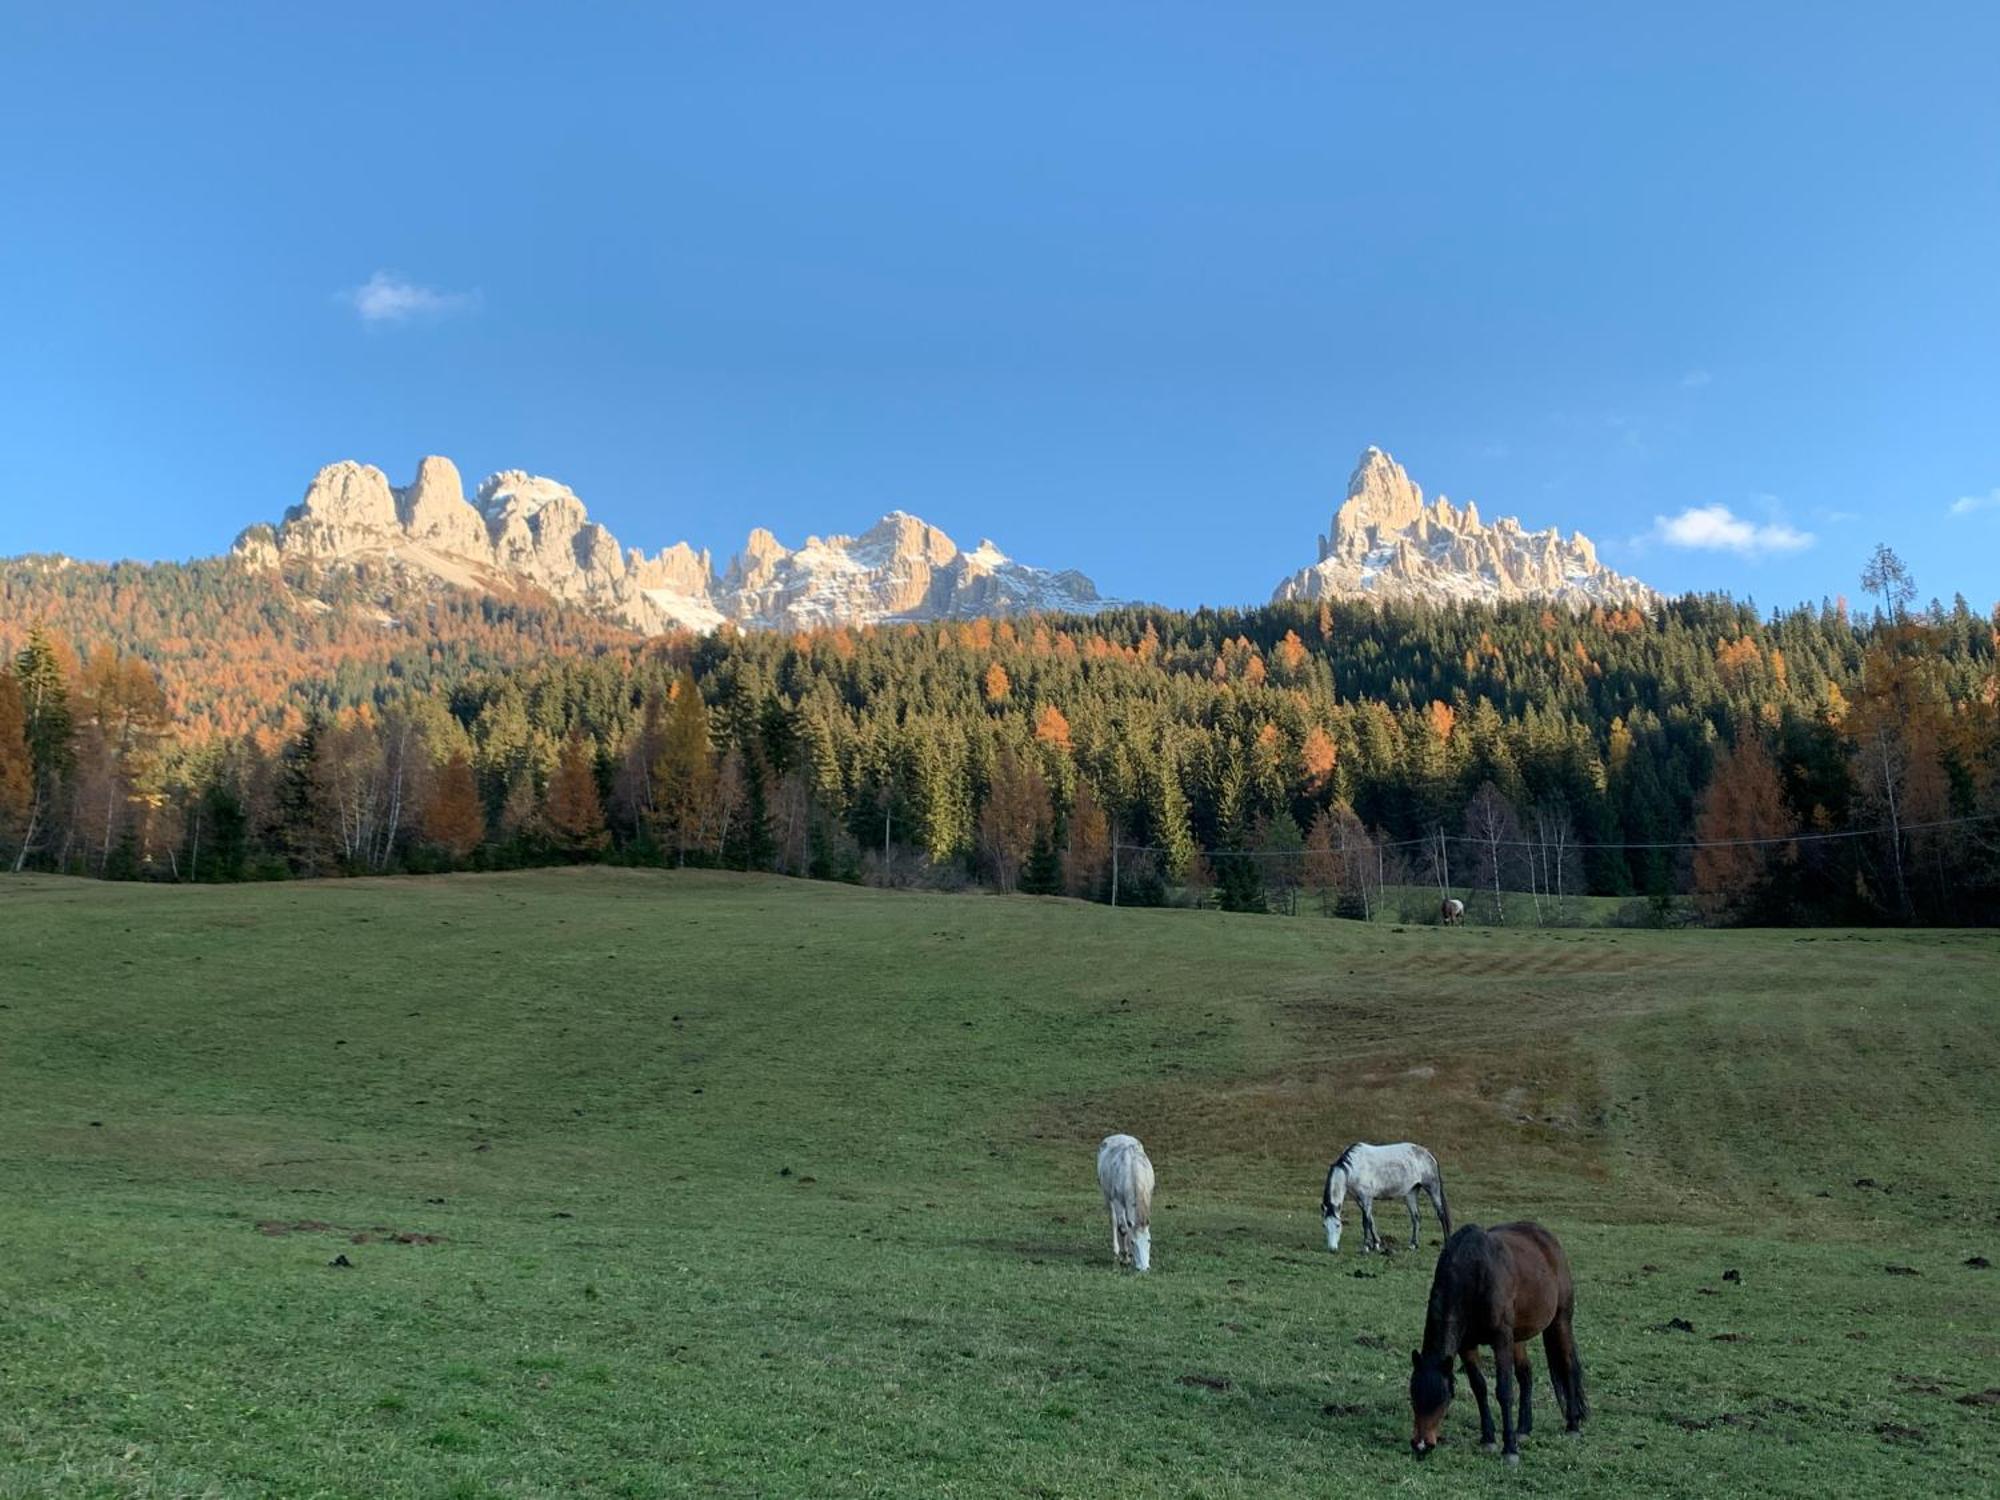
1020 826 1063 895
274 713 339 875
10 628 74 870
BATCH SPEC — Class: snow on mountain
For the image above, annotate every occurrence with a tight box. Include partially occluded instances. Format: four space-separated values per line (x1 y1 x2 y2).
1272 448 1658 610
234 458 1111 634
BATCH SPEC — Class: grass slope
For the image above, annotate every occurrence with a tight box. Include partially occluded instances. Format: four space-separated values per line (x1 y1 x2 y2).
1 871 1995 1498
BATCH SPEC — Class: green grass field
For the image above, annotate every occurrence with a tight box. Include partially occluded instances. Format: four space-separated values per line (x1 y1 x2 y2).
2 871 1996 1498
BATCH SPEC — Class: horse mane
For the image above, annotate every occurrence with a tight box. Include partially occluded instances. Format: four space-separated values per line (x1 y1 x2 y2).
1420 1223 1490 1358
1322 1142 1363 1215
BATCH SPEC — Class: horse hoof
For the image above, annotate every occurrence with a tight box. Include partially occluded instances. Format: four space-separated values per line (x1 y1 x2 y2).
1504 1452 1521 1466
1481 1441 1497 1454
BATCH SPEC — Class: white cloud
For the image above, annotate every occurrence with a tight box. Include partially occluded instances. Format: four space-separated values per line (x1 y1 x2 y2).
1647 504 1814 557
1679 369 1712 388
1949 489 2000 517
345 270 480 324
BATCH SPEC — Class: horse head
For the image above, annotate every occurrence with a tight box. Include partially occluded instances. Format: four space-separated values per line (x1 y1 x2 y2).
1409 1350 1455 1456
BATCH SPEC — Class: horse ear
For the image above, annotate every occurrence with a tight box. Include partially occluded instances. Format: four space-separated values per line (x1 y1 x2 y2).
1411 1350 1422 1370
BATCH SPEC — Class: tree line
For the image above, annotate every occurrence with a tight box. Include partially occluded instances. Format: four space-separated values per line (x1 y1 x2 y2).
3 562 1996 923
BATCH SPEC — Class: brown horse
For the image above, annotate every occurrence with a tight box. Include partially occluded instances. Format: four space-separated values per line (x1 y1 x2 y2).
1409 1222 1585 1464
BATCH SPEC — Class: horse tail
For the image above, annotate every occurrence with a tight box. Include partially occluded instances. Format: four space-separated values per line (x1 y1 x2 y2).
1569 1341 1587 1421
1430 1158 1452 1236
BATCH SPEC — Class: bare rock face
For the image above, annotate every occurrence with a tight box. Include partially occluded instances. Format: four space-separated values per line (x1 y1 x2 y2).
278 461 401 556
1275 447 1656 609
709 512 1102 630
397 456 487 557
228 522 281 571
235 457 1109 634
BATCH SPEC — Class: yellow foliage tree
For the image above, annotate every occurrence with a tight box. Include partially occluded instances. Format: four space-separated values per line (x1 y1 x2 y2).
1300 725 1337 789
423 750 486 859
1034 704 1072 751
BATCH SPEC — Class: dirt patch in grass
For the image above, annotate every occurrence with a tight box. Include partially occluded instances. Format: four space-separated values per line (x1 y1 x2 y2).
1176 1373 1232 1392
1057 1039 1612 1193
256 1218 443 1245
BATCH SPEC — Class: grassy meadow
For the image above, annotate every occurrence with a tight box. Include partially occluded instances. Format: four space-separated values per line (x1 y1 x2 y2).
1 870 1996 1497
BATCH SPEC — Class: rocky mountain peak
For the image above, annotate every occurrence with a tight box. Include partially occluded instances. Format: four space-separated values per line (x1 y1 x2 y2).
1279 447 1655 609
1331 446 1429 539
232 456 1113 634
397 456 486 556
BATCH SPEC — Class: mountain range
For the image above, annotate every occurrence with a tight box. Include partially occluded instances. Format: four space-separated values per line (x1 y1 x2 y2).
229 457 1109 634
214 446 1656 633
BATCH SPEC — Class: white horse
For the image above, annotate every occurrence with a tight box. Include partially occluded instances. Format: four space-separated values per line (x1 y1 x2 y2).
1321 1141 1452 1253
1097 1133 1155 1271
1440 898 1465 925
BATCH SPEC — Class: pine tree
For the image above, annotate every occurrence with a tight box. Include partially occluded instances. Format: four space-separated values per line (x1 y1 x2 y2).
1020 826 1063 895
195 779 250 881
10 628 73 870
274 714 338 875
1256 809 1305 913
1214 847 1267 913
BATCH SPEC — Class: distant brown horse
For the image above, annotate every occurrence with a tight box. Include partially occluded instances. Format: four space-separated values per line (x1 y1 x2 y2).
1409 1222 1585 1464
1440 897 1465 925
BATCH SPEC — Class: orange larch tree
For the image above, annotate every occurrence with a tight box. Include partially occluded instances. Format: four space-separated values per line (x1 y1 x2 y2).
422 749 487 860
1691 731 1794 920
543 730 609 854
1033 704 1071 751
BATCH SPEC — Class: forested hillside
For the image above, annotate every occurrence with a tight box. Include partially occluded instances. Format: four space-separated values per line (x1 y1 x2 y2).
3 554 1996 923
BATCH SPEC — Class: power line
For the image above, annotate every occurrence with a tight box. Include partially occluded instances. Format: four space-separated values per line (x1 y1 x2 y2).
1109 810 2000 861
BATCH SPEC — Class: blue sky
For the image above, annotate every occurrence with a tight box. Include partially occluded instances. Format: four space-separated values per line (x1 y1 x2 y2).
3 2 1997 612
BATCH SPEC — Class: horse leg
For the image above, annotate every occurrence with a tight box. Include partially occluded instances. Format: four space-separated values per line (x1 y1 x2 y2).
1462 1351 1496 1451
1546 1316 1585 1430
1515 1345 1534 1437
1492 1337 1519 1462
1423 1178 1451 1238
1109 1207 1125 1264
1403 1189 1422 1250
1357 1194 1381 1253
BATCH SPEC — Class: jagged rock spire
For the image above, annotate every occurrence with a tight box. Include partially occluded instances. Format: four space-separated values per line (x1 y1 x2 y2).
232 455 1110 633
1278 447 1656 609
